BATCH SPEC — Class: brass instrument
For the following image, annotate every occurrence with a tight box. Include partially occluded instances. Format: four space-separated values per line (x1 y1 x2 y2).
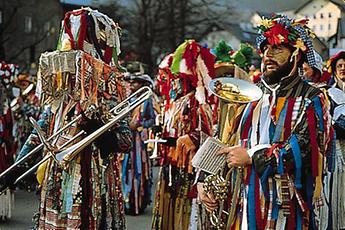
144 113 167 159
203 77 262 229
0 86 152 189
10 83 35 113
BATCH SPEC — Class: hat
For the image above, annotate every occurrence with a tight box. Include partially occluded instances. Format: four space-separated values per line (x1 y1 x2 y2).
124 73 153 86
326 51 345 74
256 14 316 68
312 50 323 75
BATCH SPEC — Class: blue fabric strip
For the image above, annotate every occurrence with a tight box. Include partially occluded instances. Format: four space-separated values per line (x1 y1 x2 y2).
121 154 132 198
269 122 275 142
260 165 272 199
296 207 302 230
278 148 287 175
312 97 324 132
273 102 288 142
248 167 256 230
328 132 337 172
289 135 302 189
272 179 279 220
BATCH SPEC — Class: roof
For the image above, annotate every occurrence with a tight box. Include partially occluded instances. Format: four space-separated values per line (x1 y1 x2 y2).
294 0 312 13
338 16 345 38
330 0 345 10
230 0 309 13
60 0 92 5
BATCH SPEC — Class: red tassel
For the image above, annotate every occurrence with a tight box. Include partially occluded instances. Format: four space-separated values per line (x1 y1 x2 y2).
103 46 113 64
63 12 76 49
182 42 199 71
306 106 319 177
241 104 255 140
255 175 265 229
283 98 295 140
200 47 216 78
287 201 296 230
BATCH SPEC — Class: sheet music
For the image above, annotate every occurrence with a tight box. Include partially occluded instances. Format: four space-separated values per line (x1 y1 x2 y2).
192 136 227 175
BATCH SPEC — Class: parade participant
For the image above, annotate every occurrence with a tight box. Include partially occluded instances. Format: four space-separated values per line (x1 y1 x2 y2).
323 50 345 229
152 40 215 230
122 73 155 215
13 8 131 229
302 51 324 85
0 62 18 220
198 15 333 229
12 73 40 150
213 40 253 82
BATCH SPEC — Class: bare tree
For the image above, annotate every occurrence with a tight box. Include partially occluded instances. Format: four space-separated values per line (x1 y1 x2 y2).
0 0 61 66
99 0 238 75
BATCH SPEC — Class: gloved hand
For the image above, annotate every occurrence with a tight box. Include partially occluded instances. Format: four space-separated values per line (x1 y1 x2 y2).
173 134 196 173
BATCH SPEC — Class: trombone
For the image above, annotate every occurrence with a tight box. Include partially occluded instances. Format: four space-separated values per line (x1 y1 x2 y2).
1 86 153 187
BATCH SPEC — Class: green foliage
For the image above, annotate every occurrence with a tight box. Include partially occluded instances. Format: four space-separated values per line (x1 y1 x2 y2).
214 40 233 63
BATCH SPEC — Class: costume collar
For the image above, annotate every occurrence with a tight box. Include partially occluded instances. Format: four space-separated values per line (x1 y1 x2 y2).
261 74 301 92
334 75 345 92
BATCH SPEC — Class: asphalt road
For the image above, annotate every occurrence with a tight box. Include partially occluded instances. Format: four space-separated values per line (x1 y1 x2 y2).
0 167 159 230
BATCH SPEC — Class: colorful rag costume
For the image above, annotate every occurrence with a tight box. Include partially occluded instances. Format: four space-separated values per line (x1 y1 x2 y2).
152 40 215 230
121 74 156 215
321 51 345 230
213 15 334 229
16 8 130 229
0 62 18 220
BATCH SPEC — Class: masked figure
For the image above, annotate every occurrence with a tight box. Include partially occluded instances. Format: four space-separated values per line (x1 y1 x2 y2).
13 8 131 229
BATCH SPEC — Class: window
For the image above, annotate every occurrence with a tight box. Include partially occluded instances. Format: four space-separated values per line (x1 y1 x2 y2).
44 21 51 36
24 16 32 33
320 24 323 31
329 12 332 18
313 14 316 19
313 25 317 31
329 23 332 30
320 13 324 19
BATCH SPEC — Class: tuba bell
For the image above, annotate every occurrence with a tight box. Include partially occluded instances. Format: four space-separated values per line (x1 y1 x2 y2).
193 73 262 229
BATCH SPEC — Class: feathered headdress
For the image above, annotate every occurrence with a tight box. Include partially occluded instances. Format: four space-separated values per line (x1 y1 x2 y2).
169 40 216 104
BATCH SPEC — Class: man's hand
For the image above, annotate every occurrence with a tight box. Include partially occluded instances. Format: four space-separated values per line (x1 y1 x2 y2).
197 182 218 212
217 146 252 167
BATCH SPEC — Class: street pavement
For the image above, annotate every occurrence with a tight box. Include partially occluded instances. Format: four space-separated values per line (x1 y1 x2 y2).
0 166 159 230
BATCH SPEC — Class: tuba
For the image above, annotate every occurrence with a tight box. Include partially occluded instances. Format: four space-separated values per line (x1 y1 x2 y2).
193 74 262 229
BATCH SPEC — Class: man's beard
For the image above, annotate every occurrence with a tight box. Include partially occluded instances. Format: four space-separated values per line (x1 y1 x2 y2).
263 61 294 85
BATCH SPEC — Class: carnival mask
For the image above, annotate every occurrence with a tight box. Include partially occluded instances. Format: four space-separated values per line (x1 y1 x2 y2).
262 44 294 84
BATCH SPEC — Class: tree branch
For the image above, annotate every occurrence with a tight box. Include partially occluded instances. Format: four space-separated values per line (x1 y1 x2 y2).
8 33 48 62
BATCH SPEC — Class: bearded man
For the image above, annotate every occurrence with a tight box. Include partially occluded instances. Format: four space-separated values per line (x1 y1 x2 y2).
198 15 333 229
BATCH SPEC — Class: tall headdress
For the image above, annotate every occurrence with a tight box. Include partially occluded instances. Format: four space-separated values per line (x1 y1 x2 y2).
57 7 122 66
169 39 216 104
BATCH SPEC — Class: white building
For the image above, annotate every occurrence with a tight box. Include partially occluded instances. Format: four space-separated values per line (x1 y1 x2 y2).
294 0 344 40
